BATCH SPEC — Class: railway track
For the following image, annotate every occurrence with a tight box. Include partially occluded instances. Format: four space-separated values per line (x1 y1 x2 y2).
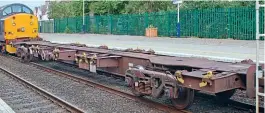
37 61 265 113
2 54 263 112
30 62 188 113
0 64 84 113
196 92 264 112
1 54 188 113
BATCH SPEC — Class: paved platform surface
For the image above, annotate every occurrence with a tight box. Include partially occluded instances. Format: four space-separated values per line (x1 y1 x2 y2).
0 98 15 113
40 33 264 63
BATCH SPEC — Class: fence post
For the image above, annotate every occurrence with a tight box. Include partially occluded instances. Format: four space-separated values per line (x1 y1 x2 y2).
86 16 88 33
144 12 148 29
109 15 112 34
195 10 199 37
39 21 42 33
167 12 171 37
75 17 77 33
59 19 61 33
53 20 55 33
97 16 99 33
127 14 129 35
66 18 69 33
227 8 231 39
43 21 44 33
87 16 90 33
144 12 149 36
193 10 197 37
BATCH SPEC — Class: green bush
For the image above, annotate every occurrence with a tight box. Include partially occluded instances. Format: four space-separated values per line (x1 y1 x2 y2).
91 25 97 33
64 26 72 33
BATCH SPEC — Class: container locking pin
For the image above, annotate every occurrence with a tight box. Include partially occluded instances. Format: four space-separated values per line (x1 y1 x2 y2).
199 71 213 87
175 71 184 84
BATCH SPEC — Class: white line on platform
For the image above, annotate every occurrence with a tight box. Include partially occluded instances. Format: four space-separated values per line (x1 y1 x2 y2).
0 98 15 113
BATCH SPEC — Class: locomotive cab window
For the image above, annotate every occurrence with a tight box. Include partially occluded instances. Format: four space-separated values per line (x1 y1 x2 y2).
1 4 33 16
3 7 11 16
12 5 22 13
22 6 31 14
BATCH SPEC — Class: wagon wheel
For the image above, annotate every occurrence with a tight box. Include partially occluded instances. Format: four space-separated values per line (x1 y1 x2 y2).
20 48 32 62
125 75 144 97
171 87 194 110
21 53 32 62
131 84 144 97
21 53 27 62
16 48 22 57
130 77 144 97
215 89 236 104
28 54 33 62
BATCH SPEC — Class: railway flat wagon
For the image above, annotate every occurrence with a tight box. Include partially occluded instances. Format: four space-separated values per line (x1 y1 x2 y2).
12 40 264 110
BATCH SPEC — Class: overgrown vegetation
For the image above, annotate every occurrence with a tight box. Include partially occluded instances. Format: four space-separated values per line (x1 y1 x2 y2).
64 26 72 33
47 1 256 19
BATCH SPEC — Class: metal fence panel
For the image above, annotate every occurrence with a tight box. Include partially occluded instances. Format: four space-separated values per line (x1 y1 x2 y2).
39 20 54 33
40 7 264 40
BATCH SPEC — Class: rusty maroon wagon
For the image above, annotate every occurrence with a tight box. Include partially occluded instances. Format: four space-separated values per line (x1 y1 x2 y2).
12 39 264 110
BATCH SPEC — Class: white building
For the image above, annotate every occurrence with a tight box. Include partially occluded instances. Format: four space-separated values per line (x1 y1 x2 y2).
34 1 50 21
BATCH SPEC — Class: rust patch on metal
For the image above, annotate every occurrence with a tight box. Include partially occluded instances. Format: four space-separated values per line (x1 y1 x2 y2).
246 64 265 98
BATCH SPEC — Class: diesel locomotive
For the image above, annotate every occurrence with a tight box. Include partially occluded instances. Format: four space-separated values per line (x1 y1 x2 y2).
0 3 39 54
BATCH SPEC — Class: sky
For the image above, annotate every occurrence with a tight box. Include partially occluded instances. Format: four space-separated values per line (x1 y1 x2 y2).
0 0 45 10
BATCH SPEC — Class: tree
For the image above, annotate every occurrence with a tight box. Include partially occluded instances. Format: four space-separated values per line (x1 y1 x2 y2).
47 0 90 19
48 1 74 19
47 1 256 19
181 1 255 10
124 1 175 14
89 1 127 15
71 1 91 16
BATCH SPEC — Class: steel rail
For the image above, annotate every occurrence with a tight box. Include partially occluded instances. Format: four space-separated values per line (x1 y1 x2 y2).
36 61 265 112
3 54 263 112
0 65 85 113
30 62 189 113
196 92 264 112
46 61 265 112
228 99 264 112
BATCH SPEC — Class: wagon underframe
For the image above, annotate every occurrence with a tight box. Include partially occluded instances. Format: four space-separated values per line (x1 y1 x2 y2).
13 40 264 109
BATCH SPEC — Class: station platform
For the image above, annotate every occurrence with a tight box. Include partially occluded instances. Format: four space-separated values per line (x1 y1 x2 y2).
0 98 15 113
40 33 264 63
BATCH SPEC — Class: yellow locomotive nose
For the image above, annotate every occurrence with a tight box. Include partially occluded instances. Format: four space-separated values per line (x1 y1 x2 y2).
0 3 39 54
4 14 38 40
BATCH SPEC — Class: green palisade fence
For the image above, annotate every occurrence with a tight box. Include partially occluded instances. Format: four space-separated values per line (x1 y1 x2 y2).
39 20 54 33
39 7 265 40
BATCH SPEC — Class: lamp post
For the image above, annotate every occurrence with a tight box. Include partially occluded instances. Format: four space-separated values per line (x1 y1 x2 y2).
177 3 180 37
173 0 182 38
255 1 264 113
82 0 85 33
255 1 259 112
